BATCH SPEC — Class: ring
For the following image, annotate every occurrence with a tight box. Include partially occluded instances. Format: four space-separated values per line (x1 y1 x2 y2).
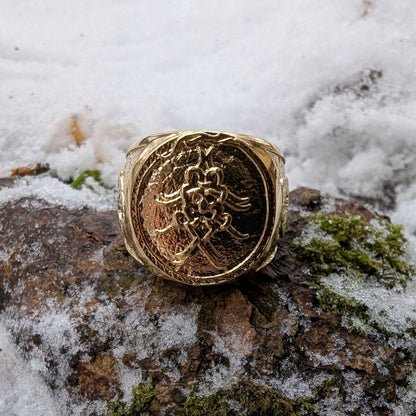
118 130 289 286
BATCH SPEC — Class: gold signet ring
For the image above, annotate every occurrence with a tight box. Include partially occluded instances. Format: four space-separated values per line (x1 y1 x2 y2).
118 131 289 286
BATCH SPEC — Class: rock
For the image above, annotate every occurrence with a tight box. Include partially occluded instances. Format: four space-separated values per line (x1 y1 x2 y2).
0 188 415 415
197 289 256 356
76 354 119 401
297 320 404 383
289 186 322 210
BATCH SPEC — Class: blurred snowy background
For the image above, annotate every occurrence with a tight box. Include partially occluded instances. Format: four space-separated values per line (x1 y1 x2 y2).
1 0 416 414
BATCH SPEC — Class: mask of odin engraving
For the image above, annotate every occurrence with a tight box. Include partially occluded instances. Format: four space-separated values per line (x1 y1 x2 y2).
155 144 251 269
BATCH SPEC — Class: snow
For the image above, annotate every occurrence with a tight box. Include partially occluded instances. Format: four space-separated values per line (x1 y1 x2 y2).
321 273 416 354
1 274 199 414
0 322 59 416
0 176 115 210
1 0 416 414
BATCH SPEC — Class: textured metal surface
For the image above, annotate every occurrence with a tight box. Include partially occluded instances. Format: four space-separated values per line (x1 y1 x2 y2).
119 131 288 285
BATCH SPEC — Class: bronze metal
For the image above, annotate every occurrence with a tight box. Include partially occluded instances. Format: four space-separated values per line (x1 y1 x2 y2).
118 131 288 286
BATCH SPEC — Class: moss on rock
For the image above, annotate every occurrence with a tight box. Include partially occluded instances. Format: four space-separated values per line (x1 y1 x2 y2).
183 379 315 416
182 392 229 416
293 212 415 333
106 378 315 416
294 212 414 288
106 380 154 416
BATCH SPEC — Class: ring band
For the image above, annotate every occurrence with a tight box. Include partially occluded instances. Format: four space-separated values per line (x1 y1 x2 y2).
118 130 288 286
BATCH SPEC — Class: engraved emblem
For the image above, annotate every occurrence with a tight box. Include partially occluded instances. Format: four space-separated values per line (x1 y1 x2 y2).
155 144 251 269
126 131 282 285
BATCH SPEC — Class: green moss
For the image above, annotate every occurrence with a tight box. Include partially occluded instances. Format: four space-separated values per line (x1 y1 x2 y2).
71 169 102 190
310 282 369 319
105 379 316 416
293 397 318 415
106 380 154 416
402 360 416 374
107 398 128 416
293 212 415 333
294 213 414 289
182 392 229 416
230 379 297 415
183 379 315 416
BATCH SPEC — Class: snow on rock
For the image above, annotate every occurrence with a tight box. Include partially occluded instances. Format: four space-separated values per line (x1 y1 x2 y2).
0 322 60 416
0 176 115 210
1 190 415 414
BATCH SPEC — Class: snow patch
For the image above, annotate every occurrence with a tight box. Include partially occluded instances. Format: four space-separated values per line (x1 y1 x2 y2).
0 322 61 416
0 176 115 210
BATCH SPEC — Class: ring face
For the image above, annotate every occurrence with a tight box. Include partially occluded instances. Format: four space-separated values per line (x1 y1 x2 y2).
119 131 288 286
